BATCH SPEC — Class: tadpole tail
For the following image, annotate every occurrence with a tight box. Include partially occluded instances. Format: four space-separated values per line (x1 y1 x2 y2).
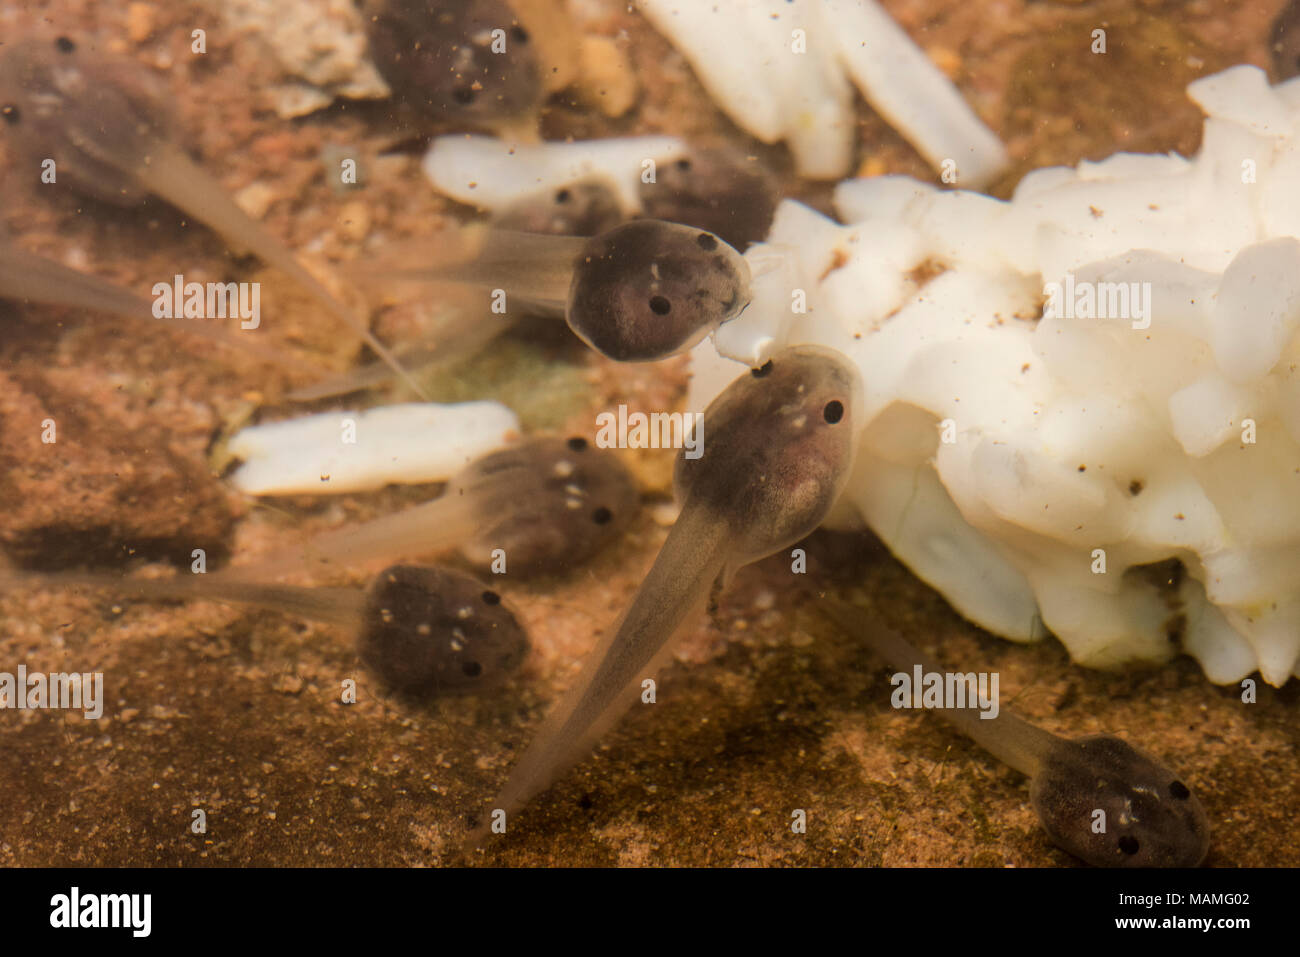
817 595 1055 776
0 248 153 320
214 495 481 584
0 245 329 377
352 227 581 312
470 503 731 846
137 143 431 399
0 568 364 627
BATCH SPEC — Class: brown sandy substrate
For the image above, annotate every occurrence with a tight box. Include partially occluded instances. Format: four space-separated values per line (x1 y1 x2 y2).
0 0 1296 866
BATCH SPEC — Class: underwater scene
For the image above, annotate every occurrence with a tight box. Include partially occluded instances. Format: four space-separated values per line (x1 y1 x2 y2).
0 0 1296 882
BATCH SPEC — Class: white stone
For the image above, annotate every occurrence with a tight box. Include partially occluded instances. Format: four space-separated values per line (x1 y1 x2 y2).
228 402 519 495
689 65 1300 686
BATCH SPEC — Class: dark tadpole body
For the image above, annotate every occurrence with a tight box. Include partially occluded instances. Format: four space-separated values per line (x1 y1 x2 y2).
448 436 641 574
568 220 752 361
820 600 1212 868
1 564 528 697
362 0 543 125
473 345 863 840
358 564 527 694
1029 734 1210 868
0 35 175 203
638 150 778 251
492 178 624 237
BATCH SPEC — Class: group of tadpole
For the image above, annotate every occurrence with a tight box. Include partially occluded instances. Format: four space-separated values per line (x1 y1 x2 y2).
0 12 1211 867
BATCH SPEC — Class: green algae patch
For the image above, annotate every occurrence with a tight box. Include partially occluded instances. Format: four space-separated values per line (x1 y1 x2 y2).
418 338 592 433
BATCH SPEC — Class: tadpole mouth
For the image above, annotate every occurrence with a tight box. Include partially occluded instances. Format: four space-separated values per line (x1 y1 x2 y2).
719 292 750 324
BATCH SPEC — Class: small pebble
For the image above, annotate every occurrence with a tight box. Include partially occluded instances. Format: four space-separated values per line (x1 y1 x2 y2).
576 35 638 118
337 200 371 242
234 182 277 221
125 3 156 44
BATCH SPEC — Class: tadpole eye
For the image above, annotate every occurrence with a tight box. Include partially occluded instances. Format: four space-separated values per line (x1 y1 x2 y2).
675 158 692 172
696 233 718 251
1169 780 1191 800
55 36 76 53
1 105 19 125
510 25 529 43
823 400 845 424
452 86 477 105
481 590 501 606
648 295 671 315
750 360 773 378
462 660 483 678
591 506 613 525
567 436 588 452
1118 835 1141 856
555 188 572 204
